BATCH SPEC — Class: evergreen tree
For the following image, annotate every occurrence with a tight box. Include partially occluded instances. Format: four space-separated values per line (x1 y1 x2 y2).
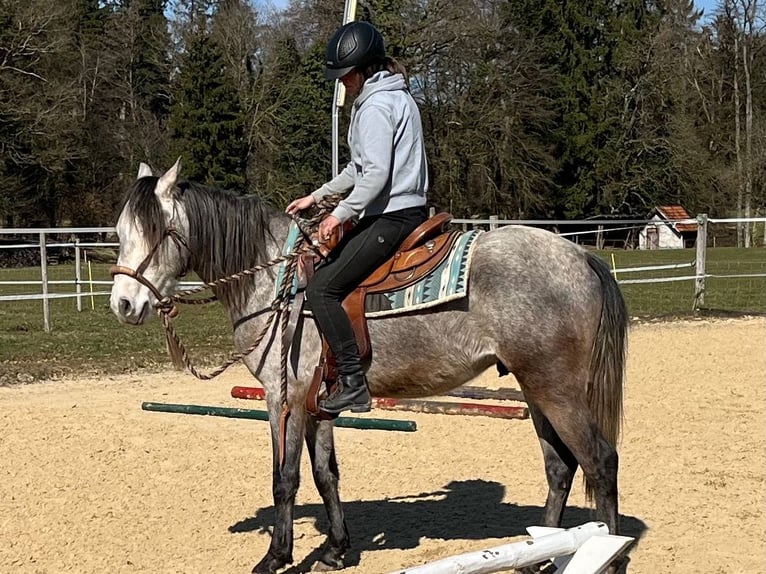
414 0 556 218
628 0 716 215
267 38 333 205
131 0 172 120
169 27 247 189
504 0 678 217
589 0 669 215
106 0 172 164
64 0 124 226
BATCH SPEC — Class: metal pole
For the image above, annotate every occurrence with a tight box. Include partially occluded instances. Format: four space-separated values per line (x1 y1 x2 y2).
232 385 528 403
331 83 343 178
74 238 82 312
39 232 51 332
331 0 358 177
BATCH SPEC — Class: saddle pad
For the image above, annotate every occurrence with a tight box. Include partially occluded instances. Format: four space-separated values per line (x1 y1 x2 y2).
274 223 482 317
364 229 481 316
273 221 303 300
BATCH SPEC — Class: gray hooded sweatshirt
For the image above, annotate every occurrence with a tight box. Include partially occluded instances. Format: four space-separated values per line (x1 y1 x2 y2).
311 71 428 223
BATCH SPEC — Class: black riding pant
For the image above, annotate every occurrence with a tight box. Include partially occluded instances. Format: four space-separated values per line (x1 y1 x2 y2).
306 206 428 376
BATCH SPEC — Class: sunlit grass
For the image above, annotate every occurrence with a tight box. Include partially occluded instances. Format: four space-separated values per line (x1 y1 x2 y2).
599 247 766 316
0 263 232 383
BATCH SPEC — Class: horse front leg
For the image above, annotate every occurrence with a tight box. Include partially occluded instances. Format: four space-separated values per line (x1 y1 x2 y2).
252 405 307 574
305 416 349 570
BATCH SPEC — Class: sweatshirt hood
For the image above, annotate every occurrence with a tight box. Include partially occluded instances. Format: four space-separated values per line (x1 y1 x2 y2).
354 71 407 108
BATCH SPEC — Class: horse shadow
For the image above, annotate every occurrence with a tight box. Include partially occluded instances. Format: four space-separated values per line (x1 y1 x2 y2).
229 479 647 572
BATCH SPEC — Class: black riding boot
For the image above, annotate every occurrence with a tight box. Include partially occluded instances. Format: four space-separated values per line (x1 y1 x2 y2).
319 371 372 415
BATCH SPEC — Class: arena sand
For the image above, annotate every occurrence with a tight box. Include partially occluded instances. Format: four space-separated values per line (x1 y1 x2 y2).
1 318 764 573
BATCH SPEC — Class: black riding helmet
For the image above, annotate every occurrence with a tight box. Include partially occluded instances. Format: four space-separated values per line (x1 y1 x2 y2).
325 21 385 80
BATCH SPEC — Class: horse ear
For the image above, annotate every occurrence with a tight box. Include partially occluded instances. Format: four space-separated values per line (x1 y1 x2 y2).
155 157 182 201
137 163 153 179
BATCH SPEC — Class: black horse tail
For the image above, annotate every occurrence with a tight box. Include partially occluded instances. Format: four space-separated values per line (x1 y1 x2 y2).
585 252 629 500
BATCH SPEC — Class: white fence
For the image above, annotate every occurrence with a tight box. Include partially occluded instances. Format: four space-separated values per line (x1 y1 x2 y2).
1 216 764 331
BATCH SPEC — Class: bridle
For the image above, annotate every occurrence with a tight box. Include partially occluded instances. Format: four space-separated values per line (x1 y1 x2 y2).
110 225 191 314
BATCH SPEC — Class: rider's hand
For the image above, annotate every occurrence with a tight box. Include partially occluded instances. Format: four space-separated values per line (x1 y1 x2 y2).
285 195 316 215
318 215 341 242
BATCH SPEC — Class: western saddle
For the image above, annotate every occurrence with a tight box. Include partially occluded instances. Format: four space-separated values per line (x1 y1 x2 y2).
300 212 461 416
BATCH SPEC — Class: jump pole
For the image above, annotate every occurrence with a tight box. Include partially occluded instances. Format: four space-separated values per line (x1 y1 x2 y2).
141 402 417 432
387 521 634 574
373 397 527 420
230 386 528 420
441 386 525 402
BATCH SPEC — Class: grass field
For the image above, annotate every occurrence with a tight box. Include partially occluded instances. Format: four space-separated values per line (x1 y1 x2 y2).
1 248 764 383
0 263 233 383
602 247 766 316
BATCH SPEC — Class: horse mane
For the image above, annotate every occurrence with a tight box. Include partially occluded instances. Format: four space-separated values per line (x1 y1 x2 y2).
120 176 168 250
121 177 280 307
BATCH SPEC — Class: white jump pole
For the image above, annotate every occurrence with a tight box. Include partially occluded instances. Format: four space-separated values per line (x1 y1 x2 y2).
388 522 633 574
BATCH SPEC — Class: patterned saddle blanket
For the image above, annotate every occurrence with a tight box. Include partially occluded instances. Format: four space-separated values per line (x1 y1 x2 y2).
275 225 481 317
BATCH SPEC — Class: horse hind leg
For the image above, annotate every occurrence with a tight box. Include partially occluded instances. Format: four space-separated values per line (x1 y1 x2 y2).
521 377 619 536
532 396 619 534
304 417 350 571
526 400 579 528
554 411 625 574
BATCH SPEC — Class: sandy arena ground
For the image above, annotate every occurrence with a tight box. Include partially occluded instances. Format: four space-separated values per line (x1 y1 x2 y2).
1 318 764 573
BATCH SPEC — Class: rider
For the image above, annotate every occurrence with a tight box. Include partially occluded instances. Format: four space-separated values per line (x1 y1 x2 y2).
285 21 428 416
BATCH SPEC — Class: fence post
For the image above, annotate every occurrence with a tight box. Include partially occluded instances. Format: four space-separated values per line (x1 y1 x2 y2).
74 237 82 312
489 215 498 230
694 214 708 311
596 224 605 249
39 232 51 332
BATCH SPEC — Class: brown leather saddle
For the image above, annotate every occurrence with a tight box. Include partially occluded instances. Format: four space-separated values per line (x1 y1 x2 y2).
299 212 461 416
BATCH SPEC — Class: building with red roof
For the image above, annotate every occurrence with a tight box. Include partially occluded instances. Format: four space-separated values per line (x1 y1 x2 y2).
638 205 699 249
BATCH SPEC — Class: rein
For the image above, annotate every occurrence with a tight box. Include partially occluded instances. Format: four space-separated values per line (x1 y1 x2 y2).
110 195 341 469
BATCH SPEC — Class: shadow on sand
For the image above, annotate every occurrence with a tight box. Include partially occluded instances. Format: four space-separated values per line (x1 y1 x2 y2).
230 478 647 573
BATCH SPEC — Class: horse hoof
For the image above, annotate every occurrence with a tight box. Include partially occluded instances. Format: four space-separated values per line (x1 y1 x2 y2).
606 555 630 574
515 561 554 574
251 553 290 574
312 557 344 571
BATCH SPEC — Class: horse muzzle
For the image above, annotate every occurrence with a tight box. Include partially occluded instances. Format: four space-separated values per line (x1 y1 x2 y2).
110 291 151 325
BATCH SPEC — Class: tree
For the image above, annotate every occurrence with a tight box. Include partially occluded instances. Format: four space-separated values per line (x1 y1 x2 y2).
105 0 172 164
265 38 333 205
169 24 247 189
0 0 83 226
58 0 175 226
721 0 761 246
417 0 557 217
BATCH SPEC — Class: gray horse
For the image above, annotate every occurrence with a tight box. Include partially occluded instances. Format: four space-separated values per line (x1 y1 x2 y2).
110 160 629 573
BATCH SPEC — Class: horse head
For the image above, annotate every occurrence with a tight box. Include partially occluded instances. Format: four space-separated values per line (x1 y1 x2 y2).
110 159 191 325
